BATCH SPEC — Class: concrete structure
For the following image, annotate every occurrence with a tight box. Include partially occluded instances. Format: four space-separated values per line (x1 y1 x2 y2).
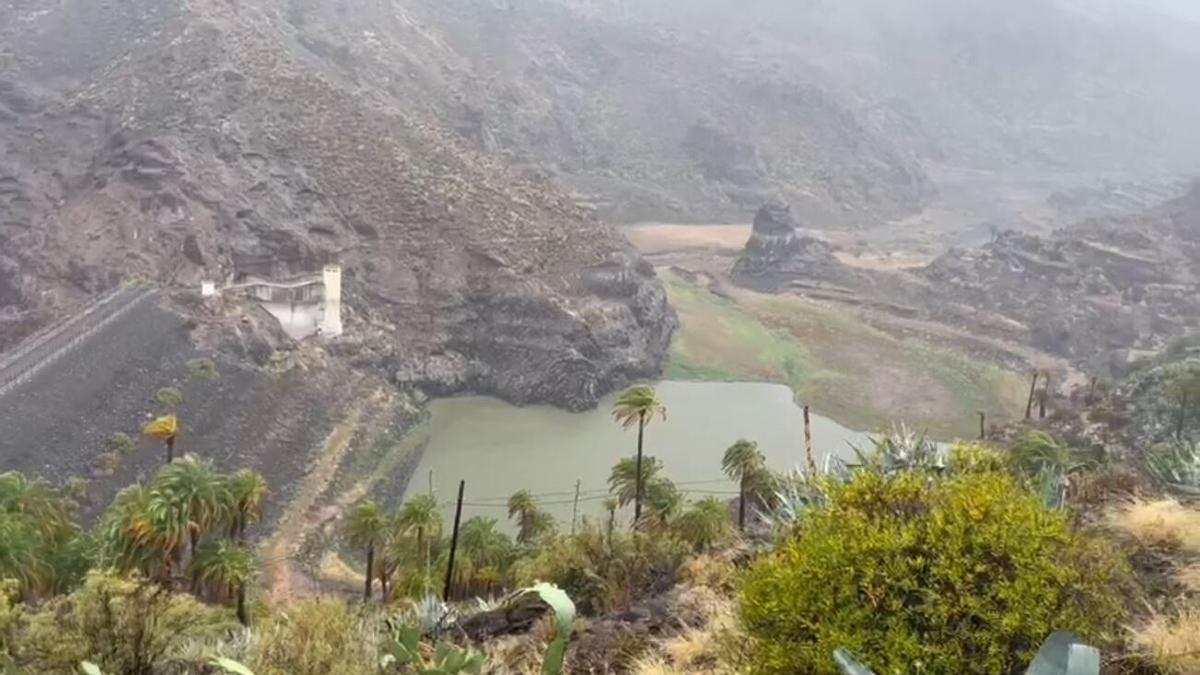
208 264 344 340
320 264 343 337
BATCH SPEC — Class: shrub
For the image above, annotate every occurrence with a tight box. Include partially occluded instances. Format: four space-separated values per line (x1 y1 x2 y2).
511 524 687 615
155 387 184 409
250 598 377 675
740 469 1129 675
105 432 137 458
187 358 220 382
680 554 737 594
947 441 1008 475
18 570 230 673
94 452 121 476
1066 464 1148 506
1131 608 1200 674
1109 499 1200 552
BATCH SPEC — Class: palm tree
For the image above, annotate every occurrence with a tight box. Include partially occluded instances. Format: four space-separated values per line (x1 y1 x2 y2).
612 385 667 527
0 472 75 540
643 478 682 531
100 483 182 581
227 470 268 541
609 455 664 510
345 500 389 601
397 494 442 569
674 497 733 553
453 517 514 598
507 490 544 545
153 455 232 581
143 414 180 464
722 439 768 529
191 540 256 625
603 497 619 543
0 513 49 598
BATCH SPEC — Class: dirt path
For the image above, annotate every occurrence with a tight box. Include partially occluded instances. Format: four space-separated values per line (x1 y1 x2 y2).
261 378 382 606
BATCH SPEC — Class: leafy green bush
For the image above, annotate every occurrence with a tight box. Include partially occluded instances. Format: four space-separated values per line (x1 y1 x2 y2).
18 570 230 674
740 468 1129 675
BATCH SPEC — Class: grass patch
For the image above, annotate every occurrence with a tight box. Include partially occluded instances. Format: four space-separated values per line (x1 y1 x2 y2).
1109 499 1200 552
661 270 1028 438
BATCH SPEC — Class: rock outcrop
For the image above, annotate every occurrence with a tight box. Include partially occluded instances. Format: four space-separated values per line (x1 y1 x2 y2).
731 203 854 292
0 0 675 411
729 187 1200 375
919 186 1200 368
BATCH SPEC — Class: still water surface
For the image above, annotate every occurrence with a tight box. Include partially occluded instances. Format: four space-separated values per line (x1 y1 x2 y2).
405 381 875 529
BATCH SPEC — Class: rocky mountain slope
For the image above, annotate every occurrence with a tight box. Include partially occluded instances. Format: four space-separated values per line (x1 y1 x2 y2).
267 0 935 225
731 185 1200 375
922 184 1200 370
597 0 1200 178
0 0 674 411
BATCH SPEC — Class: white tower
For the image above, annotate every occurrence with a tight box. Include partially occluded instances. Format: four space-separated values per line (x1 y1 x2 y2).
320 264 344 337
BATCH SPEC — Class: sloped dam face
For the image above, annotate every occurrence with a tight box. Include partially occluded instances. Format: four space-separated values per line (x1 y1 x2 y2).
406 381 873 528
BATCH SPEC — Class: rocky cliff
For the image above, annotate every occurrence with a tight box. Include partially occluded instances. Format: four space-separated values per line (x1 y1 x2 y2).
729 186 1200 374
921 185 1200 369
730 203 852 291
0 0 674 410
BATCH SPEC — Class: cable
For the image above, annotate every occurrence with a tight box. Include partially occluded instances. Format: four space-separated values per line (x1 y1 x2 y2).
436 477 736 504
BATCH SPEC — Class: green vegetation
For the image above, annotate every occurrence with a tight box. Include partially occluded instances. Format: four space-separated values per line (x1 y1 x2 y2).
155 387 184 409
611 385 668 526
186 358 220 382
0 372 1191 674
661 270 1028 437
740 463 1128 674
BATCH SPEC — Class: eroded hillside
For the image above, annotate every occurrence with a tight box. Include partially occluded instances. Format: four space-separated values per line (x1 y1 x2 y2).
0 0 674 410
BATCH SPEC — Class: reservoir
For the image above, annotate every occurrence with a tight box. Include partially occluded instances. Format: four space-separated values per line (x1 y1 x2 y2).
405 381 876 530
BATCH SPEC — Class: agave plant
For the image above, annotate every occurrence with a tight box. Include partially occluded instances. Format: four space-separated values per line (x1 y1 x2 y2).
849 422 946 474
380 624 484 675
500 583 576 675
1031 466 1070 510
395 593 454 636
757 467 827 532
1146 440 1200 495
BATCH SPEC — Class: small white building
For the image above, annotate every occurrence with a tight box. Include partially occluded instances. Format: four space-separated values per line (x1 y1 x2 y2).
203 264 344 340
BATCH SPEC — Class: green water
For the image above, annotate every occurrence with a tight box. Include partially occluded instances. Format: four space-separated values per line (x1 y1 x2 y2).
404 381 875 530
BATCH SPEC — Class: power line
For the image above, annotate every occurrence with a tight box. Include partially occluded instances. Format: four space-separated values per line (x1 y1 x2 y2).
437 477 736 505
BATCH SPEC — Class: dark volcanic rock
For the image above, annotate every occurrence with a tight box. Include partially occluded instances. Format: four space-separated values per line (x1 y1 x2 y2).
0 0 676 411
731 202 847 291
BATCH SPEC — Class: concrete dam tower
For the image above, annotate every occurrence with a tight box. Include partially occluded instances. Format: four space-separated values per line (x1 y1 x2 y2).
320 264 343 337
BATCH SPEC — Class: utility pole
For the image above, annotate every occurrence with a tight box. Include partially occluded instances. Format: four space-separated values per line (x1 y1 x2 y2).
428 468 434 495
1025 372 1040 420
978 411 986 440
571 479 582 535
1039 373 1051 419
738 480 747 531
803 405 817 476
442 480 465 601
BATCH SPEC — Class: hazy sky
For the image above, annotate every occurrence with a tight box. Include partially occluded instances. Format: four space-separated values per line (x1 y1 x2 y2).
1127 0 1200 20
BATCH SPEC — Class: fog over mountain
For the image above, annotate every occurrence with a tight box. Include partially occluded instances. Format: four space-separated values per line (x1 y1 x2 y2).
2 0 1199 404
